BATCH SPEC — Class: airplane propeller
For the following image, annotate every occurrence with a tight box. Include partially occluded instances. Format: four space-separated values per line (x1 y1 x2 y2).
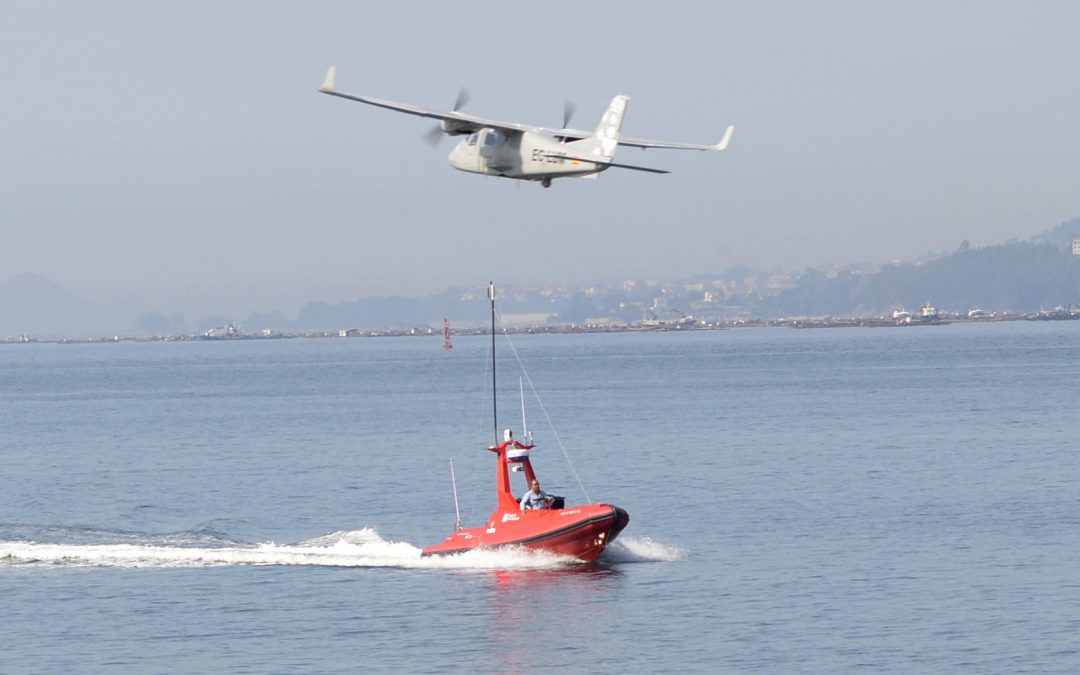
423 87 471 147
453 88 471 113
562 100 576 129
422 125 445 148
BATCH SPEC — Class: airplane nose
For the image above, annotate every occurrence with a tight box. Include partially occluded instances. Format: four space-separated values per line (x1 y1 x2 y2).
448 142 468 171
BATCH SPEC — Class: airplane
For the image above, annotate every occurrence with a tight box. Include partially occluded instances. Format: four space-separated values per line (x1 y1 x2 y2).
318 66 733 188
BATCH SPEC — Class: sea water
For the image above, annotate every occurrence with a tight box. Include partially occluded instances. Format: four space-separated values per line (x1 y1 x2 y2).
2 322 1079 672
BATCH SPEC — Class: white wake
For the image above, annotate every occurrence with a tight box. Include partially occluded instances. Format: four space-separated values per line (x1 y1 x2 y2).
600 535 687 563
0 527 569 570
0 528 684 569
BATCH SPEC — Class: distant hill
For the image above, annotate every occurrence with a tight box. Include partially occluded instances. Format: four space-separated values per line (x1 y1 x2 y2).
293 288 476 330
763 239 1080 316
0 273 100 337
9 217 1080 337
1035 217 1080 249
290 287 558 330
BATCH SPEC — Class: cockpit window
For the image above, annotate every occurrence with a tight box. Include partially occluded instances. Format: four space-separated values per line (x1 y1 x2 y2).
484 130 506 146
468 133 478 146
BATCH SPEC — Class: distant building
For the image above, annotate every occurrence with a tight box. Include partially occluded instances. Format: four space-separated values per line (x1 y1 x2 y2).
1072 237 1080 256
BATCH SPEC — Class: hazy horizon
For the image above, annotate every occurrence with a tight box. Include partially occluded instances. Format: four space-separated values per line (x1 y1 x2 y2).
5 1 1079 323
4 212 1076 338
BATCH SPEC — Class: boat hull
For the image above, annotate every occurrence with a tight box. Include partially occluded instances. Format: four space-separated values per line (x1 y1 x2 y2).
421 504 629 562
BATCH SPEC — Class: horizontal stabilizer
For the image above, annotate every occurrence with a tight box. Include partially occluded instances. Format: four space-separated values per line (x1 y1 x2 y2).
600 159 670 174
539 152 669 174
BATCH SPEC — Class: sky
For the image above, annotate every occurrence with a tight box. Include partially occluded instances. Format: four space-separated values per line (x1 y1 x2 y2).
3 1 1079 319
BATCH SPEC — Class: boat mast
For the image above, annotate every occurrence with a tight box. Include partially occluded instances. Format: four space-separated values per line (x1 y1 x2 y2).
489 281 498 445
450 459 462 530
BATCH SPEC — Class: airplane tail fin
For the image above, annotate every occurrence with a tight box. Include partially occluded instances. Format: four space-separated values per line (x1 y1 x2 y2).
569 95 628 160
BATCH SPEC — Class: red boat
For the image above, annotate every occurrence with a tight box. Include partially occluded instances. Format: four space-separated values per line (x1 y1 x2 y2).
421 431 630 561
421 283 629 562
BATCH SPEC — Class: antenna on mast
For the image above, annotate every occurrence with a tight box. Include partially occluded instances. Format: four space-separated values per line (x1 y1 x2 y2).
489 281 498 445
520 377 532 446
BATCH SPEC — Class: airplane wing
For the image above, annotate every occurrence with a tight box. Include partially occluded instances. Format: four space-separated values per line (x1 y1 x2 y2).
318 66 541 136
619 125 735 151
319 66 734 150
554 125 735 151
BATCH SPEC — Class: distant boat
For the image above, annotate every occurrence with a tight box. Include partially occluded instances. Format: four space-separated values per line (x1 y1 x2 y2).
201 324 241 339
421 283 629 561
893 304 943 326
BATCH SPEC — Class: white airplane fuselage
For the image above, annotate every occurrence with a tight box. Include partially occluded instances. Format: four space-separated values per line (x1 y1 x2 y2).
448 129 605 183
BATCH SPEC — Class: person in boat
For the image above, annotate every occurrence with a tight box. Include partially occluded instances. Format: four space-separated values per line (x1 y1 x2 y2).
520 479 551 510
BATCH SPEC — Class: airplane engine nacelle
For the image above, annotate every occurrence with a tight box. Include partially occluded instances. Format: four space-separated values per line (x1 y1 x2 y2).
440 120 473 136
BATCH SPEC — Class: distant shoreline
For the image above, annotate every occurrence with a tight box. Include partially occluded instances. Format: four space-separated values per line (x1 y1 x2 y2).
4 309 1077 345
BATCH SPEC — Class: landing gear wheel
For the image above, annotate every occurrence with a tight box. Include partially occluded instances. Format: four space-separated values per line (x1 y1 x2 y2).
541 177 552 188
